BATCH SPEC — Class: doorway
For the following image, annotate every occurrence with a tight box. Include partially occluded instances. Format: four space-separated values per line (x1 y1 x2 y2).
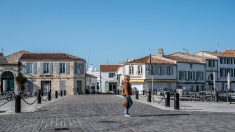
41 81 51 96
1 71 14 94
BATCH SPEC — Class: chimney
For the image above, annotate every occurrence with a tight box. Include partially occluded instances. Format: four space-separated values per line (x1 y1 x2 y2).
157 48 164 57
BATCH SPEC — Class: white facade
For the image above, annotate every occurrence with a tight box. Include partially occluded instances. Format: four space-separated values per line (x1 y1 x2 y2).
196 51 235 92
117 56 177 94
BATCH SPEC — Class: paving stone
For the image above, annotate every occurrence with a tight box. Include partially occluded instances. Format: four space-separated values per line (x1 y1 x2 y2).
0 95 235 132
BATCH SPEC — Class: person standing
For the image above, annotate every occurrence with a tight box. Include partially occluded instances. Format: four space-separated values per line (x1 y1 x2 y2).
122 75 133 117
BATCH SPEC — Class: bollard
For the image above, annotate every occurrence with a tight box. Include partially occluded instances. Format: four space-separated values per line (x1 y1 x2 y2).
55 91 58 98
174 93 180 110
135 90 139 99
37 90 41 104
15 95 21 113
147 90 151 102
143 90 145 95
117 89 120 95
64 90 66 96
48 89 51 101
215 91 218 102
165 92 170 107
60 90 63 97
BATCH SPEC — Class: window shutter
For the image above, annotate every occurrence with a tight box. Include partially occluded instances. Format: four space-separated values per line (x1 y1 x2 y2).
81 63 84 74
33 63 37 74
56 63 60 75
66 63 70 75
74 62 78 74
22 62 26 74
49 63 53 74
40 63 43 74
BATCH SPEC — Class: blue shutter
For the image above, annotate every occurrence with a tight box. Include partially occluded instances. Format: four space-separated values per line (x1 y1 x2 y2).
22 62 26 74
28 81 33 94
74 62 78 74
40 63 43 74
66 63 70 75
56 63 60 75
81 63 85 74
49 63 53 74
33 63 37 74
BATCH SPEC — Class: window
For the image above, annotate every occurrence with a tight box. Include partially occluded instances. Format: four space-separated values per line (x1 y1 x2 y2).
59 63 66 74
159 66 164 75
138 65 143 75
43 63 49 74
109 73 116 78
224 58 227 64
190 64 193 68
188 71 192 80
26 63 33 74
220 58 223 64
208 60 215 67
196 71 204 80
227 58 231 64
179 71 183 80
166 66 173 75
179 71 187 80
129 65 134 75
79 63 85 74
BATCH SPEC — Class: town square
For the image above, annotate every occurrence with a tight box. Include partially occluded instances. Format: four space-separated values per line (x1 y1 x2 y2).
1 0 235 132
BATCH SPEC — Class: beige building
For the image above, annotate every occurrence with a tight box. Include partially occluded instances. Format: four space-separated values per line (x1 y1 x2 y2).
19 53 86 95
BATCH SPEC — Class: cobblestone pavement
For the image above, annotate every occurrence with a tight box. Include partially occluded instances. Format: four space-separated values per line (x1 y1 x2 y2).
0 95 235 132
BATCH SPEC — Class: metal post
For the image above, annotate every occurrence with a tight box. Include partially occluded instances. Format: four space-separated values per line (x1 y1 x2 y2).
15 95 21 113
147 90 151 102
55 91 58 98
60 90 63 97
215 91 218 102
165 92 170 107
174 93 180 110
37 90 41 104
135 90 139 99
152 75 154 103
48 89 51 101
64 90 66 96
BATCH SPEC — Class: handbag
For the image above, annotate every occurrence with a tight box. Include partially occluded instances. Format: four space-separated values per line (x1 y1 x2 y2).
123 100 129 108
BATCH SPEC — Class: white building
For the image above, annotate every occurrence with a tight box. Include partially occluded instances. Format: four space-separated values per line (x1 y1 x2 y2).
85 74 98 94
196 50 235 92
117 49 177 94
100 65 121 93
86 65 100 93
166 53 206 92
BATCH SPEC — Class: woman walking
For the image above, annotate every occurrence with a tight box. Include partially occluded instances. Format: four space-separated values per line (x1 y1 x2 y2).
122 75 133 117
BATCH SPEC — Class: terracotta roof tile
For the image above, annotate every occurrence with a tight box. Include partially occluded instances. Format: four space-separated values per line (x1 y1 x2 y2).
20 53 85 61
203 51 235 58
100 65 121 72
126 56 174 64
165 55 203 64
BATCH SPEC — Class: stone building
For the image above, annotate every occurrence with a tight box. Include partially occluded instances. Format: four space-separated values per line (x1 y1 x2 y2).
0 53 19 94
19 53 86 95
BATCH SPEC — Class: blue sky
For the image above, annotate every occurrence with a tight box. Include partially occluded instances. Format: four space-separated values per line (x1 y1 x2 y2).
0 0 235 68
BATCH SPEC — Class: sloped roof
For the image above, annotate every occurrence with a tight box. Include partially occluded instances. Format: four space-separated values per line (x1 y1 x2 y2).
20 53 85 61
100 65 121 72
0 53 8 64
165 55 204 64
126 56 175 64
170 52 214 61
6 50 30 64
85 74 97 78
201 51 235 58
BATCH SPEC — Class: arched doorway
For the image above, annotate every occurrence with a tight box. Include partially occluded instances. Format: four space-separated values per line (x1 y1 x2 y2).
1 71 15 94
